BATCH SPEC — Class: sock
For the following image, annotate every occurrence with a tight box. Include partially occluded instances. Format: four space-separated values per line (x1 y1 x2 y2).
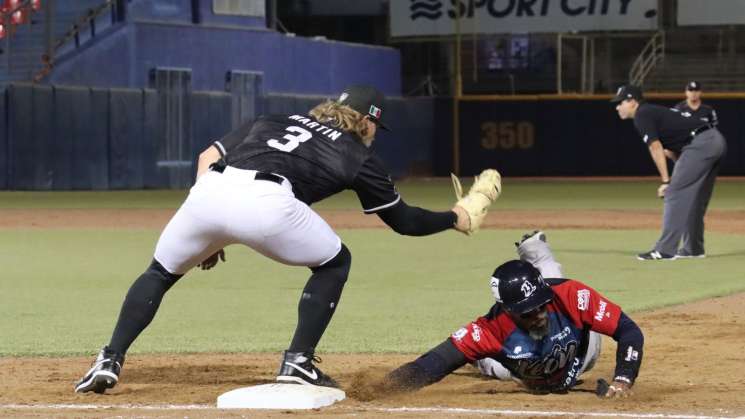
288 244 351 353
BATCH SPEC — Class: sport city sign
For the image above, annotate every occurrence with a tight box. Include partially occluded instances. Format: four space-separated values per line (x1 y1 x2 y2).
390 0 659 37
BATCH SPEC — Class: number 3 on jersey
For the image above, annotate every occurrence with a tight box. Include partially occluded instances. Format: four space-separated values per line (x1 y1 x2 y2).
267 126 312 152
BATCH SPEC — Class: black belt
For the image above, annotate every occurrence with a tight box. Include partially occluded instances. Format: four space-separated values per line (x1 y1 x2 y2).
689 123 715 139
254 171 284 185
209 162 284 185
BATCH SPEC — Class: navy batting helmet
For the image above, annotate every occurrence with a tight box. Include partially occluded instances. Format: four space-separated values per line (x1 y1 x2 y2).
489 260 554 314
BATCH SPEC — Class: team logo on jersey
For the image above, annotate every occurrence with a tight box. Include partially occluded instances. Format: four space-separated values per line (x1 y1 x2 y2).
338 92 349 102
594 300 608 321
369 105 382 119
515 341 579 380
471 324 482 342
577 289 590 311
681 111 692 117
624 346 639 362
521 280 536 298
550 326 572 342
452 327 468 341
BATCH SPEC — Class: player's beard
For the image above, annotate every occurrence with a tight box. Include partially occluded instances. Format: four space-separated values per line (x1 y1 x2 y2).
527 318 549 340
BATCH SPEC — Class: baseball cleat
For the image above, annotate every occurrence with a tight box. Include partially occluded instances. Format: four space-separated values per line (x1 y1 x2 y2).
674 249 706 259
636 250 675 261
515 230 546 248
74 347 124 394
277 350 339 388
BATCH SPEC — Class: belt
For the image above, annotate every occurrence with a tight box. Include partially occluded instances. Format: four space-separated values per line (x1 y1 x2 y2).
254 171 284 185
209 162 284 185
689 123 715 139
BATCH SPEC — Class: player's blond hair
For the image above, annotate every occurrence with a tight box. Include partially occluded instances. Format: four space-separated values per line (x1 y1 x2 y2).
309 100 371 139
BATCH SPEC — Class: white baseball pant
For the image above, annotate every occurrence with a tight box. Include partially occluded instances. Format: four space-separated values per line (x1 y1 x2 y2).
153 167 342 275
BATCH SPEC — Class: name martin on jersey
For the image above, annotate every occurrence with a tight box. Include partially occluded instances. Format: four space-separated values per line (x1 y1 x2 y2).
288 115 343 141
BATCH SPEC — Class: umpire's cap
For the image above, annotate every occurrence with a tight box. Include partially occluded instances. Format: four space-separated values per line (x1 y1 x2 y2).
489 260 554 314
337 85 390 130
610 85 643 103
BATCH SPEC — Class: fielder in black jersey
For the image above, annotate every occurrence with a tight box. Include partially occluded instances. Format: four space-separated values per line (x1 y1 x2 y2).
673 81 718 127
612 85 727 261
74 85 475 394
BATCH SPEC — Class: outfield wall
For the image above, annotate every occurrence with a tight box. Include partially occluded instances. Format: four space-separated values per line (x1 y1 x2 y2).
451 97 744 177
1 85 744 190
0 84 434 190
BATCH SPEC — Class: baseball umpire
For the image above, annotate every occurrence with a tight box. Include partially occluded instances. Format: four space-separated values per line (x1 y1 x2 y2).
377 231 644 398
612 85 727 260
674 81 718 127
74 85 501 394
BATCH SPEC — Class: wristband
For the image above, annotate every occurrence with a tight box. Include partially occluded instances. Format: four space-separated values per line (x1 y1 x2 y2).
614 376 632 384
661 180 670 184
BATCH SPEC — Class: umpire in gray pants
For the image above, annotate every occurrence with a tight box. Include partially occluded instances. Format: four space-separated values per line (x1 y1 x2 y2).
612 85 727 260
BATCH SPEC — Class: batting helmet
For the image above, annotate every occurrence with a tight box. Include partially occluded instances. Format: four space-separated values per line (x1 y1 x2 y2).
489 260 554 314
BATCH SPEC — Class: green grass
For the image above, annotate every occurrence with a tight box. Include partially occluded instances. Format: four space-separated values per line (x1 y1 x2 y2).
1 228 744 356
1 178 743 210
0 179 743 356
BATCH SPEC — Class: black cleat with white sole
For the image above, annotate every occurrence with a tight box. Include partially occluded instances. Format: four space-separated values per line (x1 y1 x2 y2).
637 250 675 261
74 346 124 394
276 350 339 388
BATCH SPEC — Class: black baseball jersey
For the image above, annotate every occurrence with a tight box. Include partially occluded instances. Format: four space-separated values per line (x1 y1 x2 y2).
213 114 400 211
673 101 718 126
633 103 709 153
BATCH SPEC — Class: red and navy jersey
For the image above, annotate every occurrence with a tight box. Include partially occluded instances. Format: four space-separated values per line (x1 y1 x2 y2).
450 278 622 391
213 114 400 211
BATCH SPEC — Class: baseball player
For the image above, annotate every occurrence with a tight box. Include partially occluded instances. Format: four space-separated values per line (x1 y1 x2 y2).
674 81 718 127
612 85 727 260
380 231 644 398
74 85 501 394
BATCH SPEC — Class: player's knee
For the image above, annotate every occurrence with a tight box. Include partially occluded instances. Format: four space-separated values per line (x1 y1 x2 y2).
147 259 183 290
312 243 351 279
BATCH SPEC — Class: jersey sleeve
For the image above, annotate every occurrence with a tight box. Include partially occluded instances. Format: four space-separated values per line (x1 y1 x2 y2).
449 316 509 362
633 107 660 145
351 154 401 213
213 120 255 157
553 280 622 337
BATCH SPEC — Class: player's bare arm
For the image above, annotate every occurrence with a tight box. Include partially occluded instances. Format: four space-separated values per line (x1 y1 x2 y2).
196 145 222 179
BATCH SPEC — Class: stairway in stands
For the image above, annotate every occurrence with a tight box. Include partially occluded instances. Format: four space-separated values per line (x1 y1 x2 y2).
643 29 745 92
0 0 105 87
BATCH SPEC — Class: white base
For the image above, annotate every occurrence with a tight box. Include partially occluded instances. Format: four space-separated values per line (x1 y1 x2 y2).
217 383 346 409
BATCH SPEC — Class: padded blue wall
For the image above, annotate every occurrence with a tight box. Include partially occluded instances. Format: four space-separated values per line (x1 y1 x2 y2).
5 84 742 190
2 84 430 189
0 89 6 189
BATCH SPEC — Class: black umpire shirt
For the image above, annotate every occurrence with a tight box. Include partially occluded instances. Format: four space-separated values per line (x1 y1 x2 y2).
633 103 710 154
213 114 399 212
673 100 718 126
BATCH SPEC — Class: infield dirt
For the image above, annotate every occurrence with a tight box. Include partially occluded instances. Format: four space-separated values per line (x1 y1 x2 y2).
2 208 744 417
